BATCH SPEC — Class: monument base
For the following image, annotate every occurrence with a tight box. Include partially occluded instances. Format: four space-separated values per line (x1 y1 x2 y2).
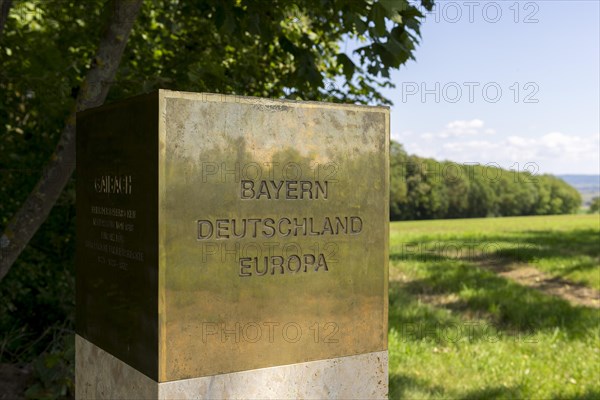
76 335 388 399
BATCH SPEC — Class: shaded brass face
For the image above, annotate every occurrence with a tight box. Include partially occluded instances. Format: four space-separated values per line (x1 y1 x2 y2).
77 90 388 383
77 93 160 380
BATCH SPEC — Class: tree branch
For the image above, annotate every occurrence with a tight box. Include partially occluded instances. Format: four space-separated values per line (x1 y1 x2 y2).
0 0 12 38
0 0 143 281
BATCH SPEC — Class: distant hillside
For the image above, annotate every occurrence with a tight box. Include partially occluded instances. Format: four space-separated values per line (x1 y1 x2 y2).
557 175 600 206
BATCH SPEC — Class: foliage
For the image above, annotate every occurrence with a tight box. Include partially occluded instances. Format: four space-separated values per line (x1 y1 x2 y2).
389 141 582 220
389 214 600 399
24 334 74 400
589 197 600 213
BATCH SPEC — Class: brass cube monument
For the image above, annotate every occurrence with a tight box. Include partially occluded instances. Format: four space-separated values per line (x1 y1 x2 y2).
76 90 389 395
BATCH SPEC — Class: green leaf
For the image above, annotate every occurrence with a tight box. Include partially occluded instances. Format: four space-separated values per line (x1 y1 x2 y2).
337 53 356 80
369 3 387 37
380 0 409 23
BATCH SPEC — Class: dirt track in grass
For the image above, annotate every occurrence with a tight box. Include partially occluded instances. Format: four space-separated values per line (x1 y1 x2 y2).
495 265 600 309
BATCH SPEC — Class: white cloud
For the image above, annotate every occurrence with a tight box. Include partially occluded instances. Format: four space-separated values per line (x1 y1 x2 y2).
402 120 600 174
446 118 484 132
419 119 496 139
391 130 413 143
442 133 599 172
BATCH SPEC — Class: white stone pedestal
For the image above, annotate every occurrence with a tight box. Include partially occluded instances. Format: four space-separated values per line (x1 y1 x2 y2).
76 335 388 399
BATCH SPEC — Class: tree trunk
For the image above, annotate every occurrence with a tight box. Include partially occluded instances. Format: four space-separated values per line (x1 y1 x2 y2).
0 0 12 38
0 0 143 281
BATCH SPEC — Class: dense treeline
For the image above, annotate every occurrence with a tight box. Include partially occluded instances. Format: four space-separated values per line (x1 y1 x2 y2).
390 142 582 220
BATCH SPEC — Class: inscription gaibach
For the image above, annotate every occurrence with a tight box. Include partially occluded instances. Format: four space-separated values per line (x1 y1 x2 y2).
93 174 133 195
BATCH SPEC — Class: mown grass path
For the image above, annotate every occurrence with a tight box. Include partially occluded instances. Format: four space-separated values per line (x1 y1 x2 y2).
389 214 600 399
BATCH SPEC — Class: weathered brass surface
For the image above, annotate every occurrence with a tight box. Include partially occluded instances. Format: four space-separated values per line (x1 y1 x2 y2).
77 90 388 383
158 91 389 381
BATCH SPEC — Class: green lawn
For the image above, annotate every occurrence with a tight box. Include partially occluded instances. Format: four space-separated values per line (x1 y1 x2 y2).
389 214 600 399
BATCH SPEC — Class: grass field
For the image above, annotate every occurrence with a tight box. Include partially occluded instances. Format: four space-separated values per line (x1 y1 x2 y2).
388 214 600 399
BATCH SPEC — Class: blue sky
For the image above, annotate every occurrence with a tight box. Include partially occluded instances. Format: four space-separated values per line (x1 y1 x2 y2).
365 0 599 175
